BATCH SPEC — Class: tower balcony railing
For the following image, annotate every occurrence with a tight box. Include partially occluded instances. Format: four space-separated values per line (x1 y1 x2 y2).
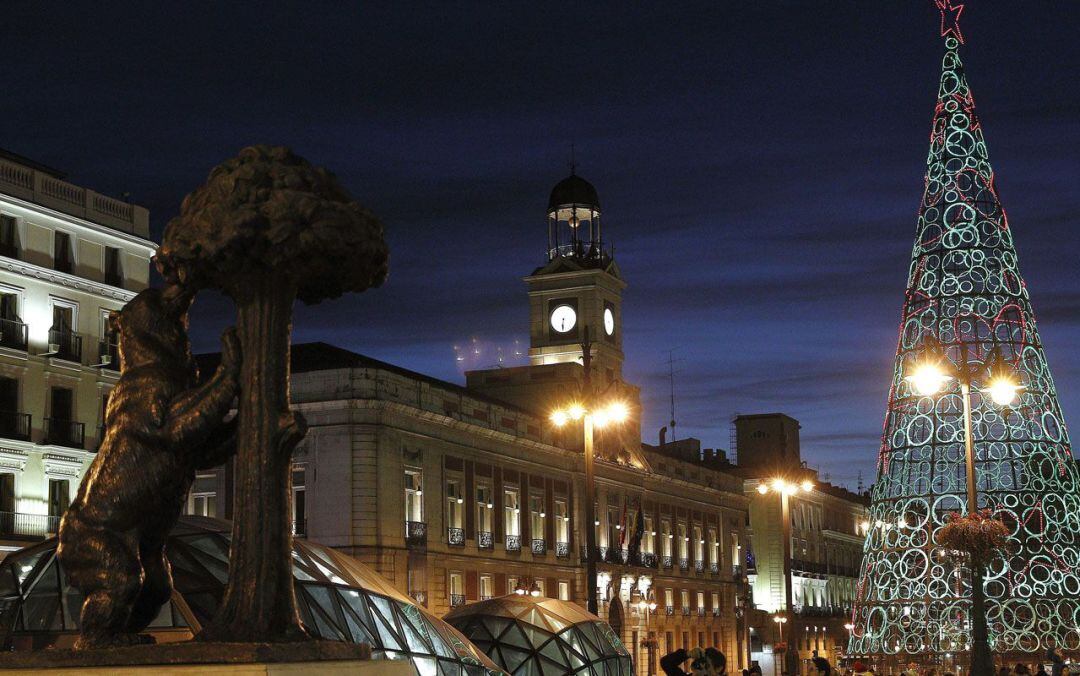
0 318 28 351
0 512 60 538
0 411 31 441
405 520 427 548
43 418 84 449
46 328 83 363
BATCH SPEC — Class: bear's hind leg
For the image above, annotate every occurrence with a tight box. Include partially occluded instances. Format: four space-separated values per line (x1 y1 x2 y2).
126 538 172 634
68 528 145 650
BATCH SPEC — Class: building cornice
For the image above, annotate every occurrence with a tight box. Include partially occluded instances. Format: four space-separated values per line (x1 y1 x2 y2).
0 255 138 302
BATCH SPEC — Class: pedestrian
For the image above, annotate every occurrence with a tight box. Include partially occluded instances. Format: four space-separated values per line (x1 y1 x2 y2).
1035 665 1049 676
811 650 832 675
659 646 726 675
1047 639 1066 676
1015 664 1031 675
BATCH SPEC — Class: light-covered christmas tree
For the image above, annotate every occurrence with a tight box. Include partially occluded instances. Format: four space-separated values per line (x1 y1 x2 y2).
849 1 1080 659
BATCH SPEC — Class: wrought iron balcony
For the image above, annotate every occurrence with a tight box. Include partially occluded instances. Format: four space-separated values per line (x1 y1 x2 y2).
732 564 744 579
0 411 31 441
478 530 494 550
665 605 675 616
480 595 494 601
682 607 691 616
449 594 466 607
96 341 120 370
291 519 307 537
661 555 673 570
448 527 465 546
604 547 628 564
44 418 84 449
0 318 27 351
531 538 546 555
710 562 720 574
712 608 721 617
694 560 705 573
411 591 427 605
46 328 82 362
405 520 427 548
0 512 60 538
555 541 570 558
679 557 689 571
505 534 521 552
637 551 658 569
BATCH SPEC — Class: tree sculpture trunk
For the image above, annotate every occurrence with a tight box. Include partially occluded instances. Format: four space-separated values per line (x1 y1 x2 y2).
970 565 993 676
199 276 307 642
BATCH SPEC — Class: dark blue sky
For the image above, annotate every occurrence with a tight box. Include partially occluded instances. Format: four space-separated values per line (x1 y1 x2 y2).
4 2 1079 489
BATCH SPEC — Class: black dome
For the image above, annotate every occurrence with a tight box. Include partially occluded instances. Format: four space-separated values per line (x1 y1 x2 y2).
547 173 600 212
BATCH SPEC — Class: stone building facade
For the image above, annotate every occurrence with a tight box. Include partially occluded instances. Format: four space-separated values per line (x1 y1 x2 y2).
0 149 154 558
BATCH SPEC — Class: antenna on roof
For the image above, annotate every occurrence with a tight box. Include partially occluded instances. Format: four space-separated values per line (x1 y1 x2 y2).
569 142 577 175
665 349 683 442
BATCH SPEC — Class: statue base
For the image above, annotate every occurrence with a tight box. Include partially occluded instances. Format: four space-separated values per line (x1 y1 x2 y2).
0 640 410 674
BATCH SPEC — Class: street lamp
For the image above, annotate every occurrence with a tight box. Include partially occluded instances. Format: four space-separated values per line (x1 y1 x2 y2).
756 476 813 675
550 397 630 615
773 614 788 642
903 340 1021 675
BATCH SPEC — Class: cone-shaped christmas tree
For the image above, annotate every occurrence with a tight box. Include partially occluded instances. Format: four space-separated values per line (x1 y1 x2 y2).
849 5 1080 659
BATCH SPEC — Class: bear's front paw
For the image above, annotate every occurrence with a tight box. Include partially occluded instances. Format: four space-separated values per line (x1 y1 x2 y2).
220 327 241 372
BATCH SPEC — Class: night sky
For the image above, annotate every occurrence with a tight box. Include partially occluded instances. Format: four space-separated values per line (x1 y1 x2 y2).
4 2 1079 489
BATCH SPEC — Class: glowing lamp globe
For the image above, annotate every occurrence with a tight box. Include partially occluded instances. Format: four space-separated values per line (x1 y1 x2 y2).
907 364 951 396
987 378 1022 406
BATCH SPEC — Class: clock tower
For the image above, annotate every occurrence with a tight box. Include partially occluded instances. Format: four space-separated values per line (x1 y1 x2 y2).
525 171 625 385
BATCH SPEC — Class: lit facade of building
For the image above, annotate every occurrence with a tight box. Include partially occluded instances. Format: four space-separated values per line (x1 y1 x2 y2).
0 149 154 557
732 414 870 673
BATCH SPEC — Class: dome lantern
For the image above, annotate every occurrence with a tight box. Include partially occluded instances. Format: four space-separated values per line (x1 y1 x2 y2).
546 172 607 265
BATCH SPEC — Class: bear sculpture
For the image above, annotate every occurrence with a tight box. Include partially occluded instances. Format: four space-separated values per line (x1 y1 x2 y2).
57 281 241 649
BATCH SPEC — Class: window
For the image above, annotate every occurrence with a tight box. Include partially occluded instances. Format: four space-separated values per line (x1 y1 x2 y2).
677 522 688 559
507 575 519 595
643 515 655 554
187 473 218 517
0 473 14 513
554 498 569 543
449 572 464 606
558 580 570 601
104 247 123 286
711 591 720 612
680 589 690 611
693 525 704 562
446 478 463 529
49 302 79 362
708 528 719 565
664 588 673 609
476 484 493 533
292 466 306 535
50 386 73 421
608 506 622 549
696 591 705 611
48 478 70 517
0 215 17 257
534 579 545 596
529 494 545 541
661 519 672 556
404 469 423 523
0 291 21 349
54 231 73 273
0 377 22 440
731 532 741 567
503 487 520 536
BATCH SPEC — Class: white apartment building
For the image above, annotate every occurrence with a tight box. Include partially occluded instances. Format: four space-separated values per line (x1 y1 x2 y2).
0 149 155 558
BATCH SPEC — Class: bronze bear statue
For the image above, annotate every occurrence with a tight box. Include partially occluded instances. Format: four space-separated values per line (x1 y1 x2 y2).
57 282 240 649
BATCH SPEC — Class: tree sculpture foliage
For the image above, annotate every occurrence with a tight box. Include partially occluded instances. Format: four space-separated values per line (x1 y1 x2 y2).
159 145 389 641
939 510 1008 569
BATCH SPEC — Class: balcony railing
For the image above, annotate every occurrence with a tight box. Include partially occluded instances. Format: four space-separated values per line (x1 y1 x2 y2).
710 562 720 575
291 519 307 537
712 608 721 617
661 555 673 570
531 538 546 555
697 608 705 617
732 564 744 579
665 605 675 616
480 595 494 601
555 541 570 559
0 512 61 538
0 411 31 441
695 560 705 573
405 520 427 548
47 328 82 362
449 594 466 608
44 418 85 449
96 341 120 370
679 558 689 571
411 591 427 605
0 318 27 351
505 534 521 552
478 530 494 550
605 547 629 564
637 551 658 569
682 607 691 616
448 527 465 546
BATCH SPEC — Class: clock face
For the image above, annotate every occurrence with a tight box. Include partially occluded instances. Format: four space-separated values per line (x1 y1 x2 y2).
550 305 577 333
603 307 615 336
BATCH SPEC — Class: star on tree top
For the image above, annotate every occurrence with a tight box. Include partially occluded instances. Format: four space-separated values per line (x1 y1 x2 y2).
935 0 965 44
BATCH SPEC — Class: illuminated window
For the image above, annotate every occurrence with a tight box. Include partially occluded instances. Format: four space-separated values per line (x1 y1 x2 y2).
404 469 423 523
53 231 73 273
476 483 493 533
555 498 569 543
446 478 463 529
558 580 570 601
504 487 520 536
187 473 218 517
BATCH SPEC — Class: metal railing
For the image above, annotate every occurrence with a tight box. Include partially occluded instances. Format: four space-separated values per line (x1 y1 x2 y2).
449 594 466 607
505 534 521 552
0 411 31 441
47 328 82 362
0 512 61 538
682 607 691 616
661 555 673 570
97 341 120 370
637 551 658 568
695 560 705 573
665 605 675 616
531 538 546 555
478 531 493 549
0 318 27 351
448 527 465 546
679 558 689 571
291 519 307 537
555 541 570 559
411 591 427 605
44 418 84 448
697 608 705 617
405 520 427 548
710 562 720 574
480 595 494 601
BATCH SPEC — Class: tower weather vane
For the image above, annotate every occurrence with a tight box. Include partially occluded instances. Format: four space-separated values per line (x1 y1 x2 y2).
935 0 964 44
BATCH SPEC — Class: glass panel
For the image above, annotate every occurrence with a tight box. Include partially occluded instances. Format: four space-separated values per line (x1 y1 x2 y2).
22 559 61 631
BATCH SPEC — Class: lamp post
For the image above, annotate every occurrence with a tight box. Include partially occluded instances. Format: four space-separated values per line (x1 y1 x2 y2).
550 327 629 616
757 476 813 676
905 341 1021 675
